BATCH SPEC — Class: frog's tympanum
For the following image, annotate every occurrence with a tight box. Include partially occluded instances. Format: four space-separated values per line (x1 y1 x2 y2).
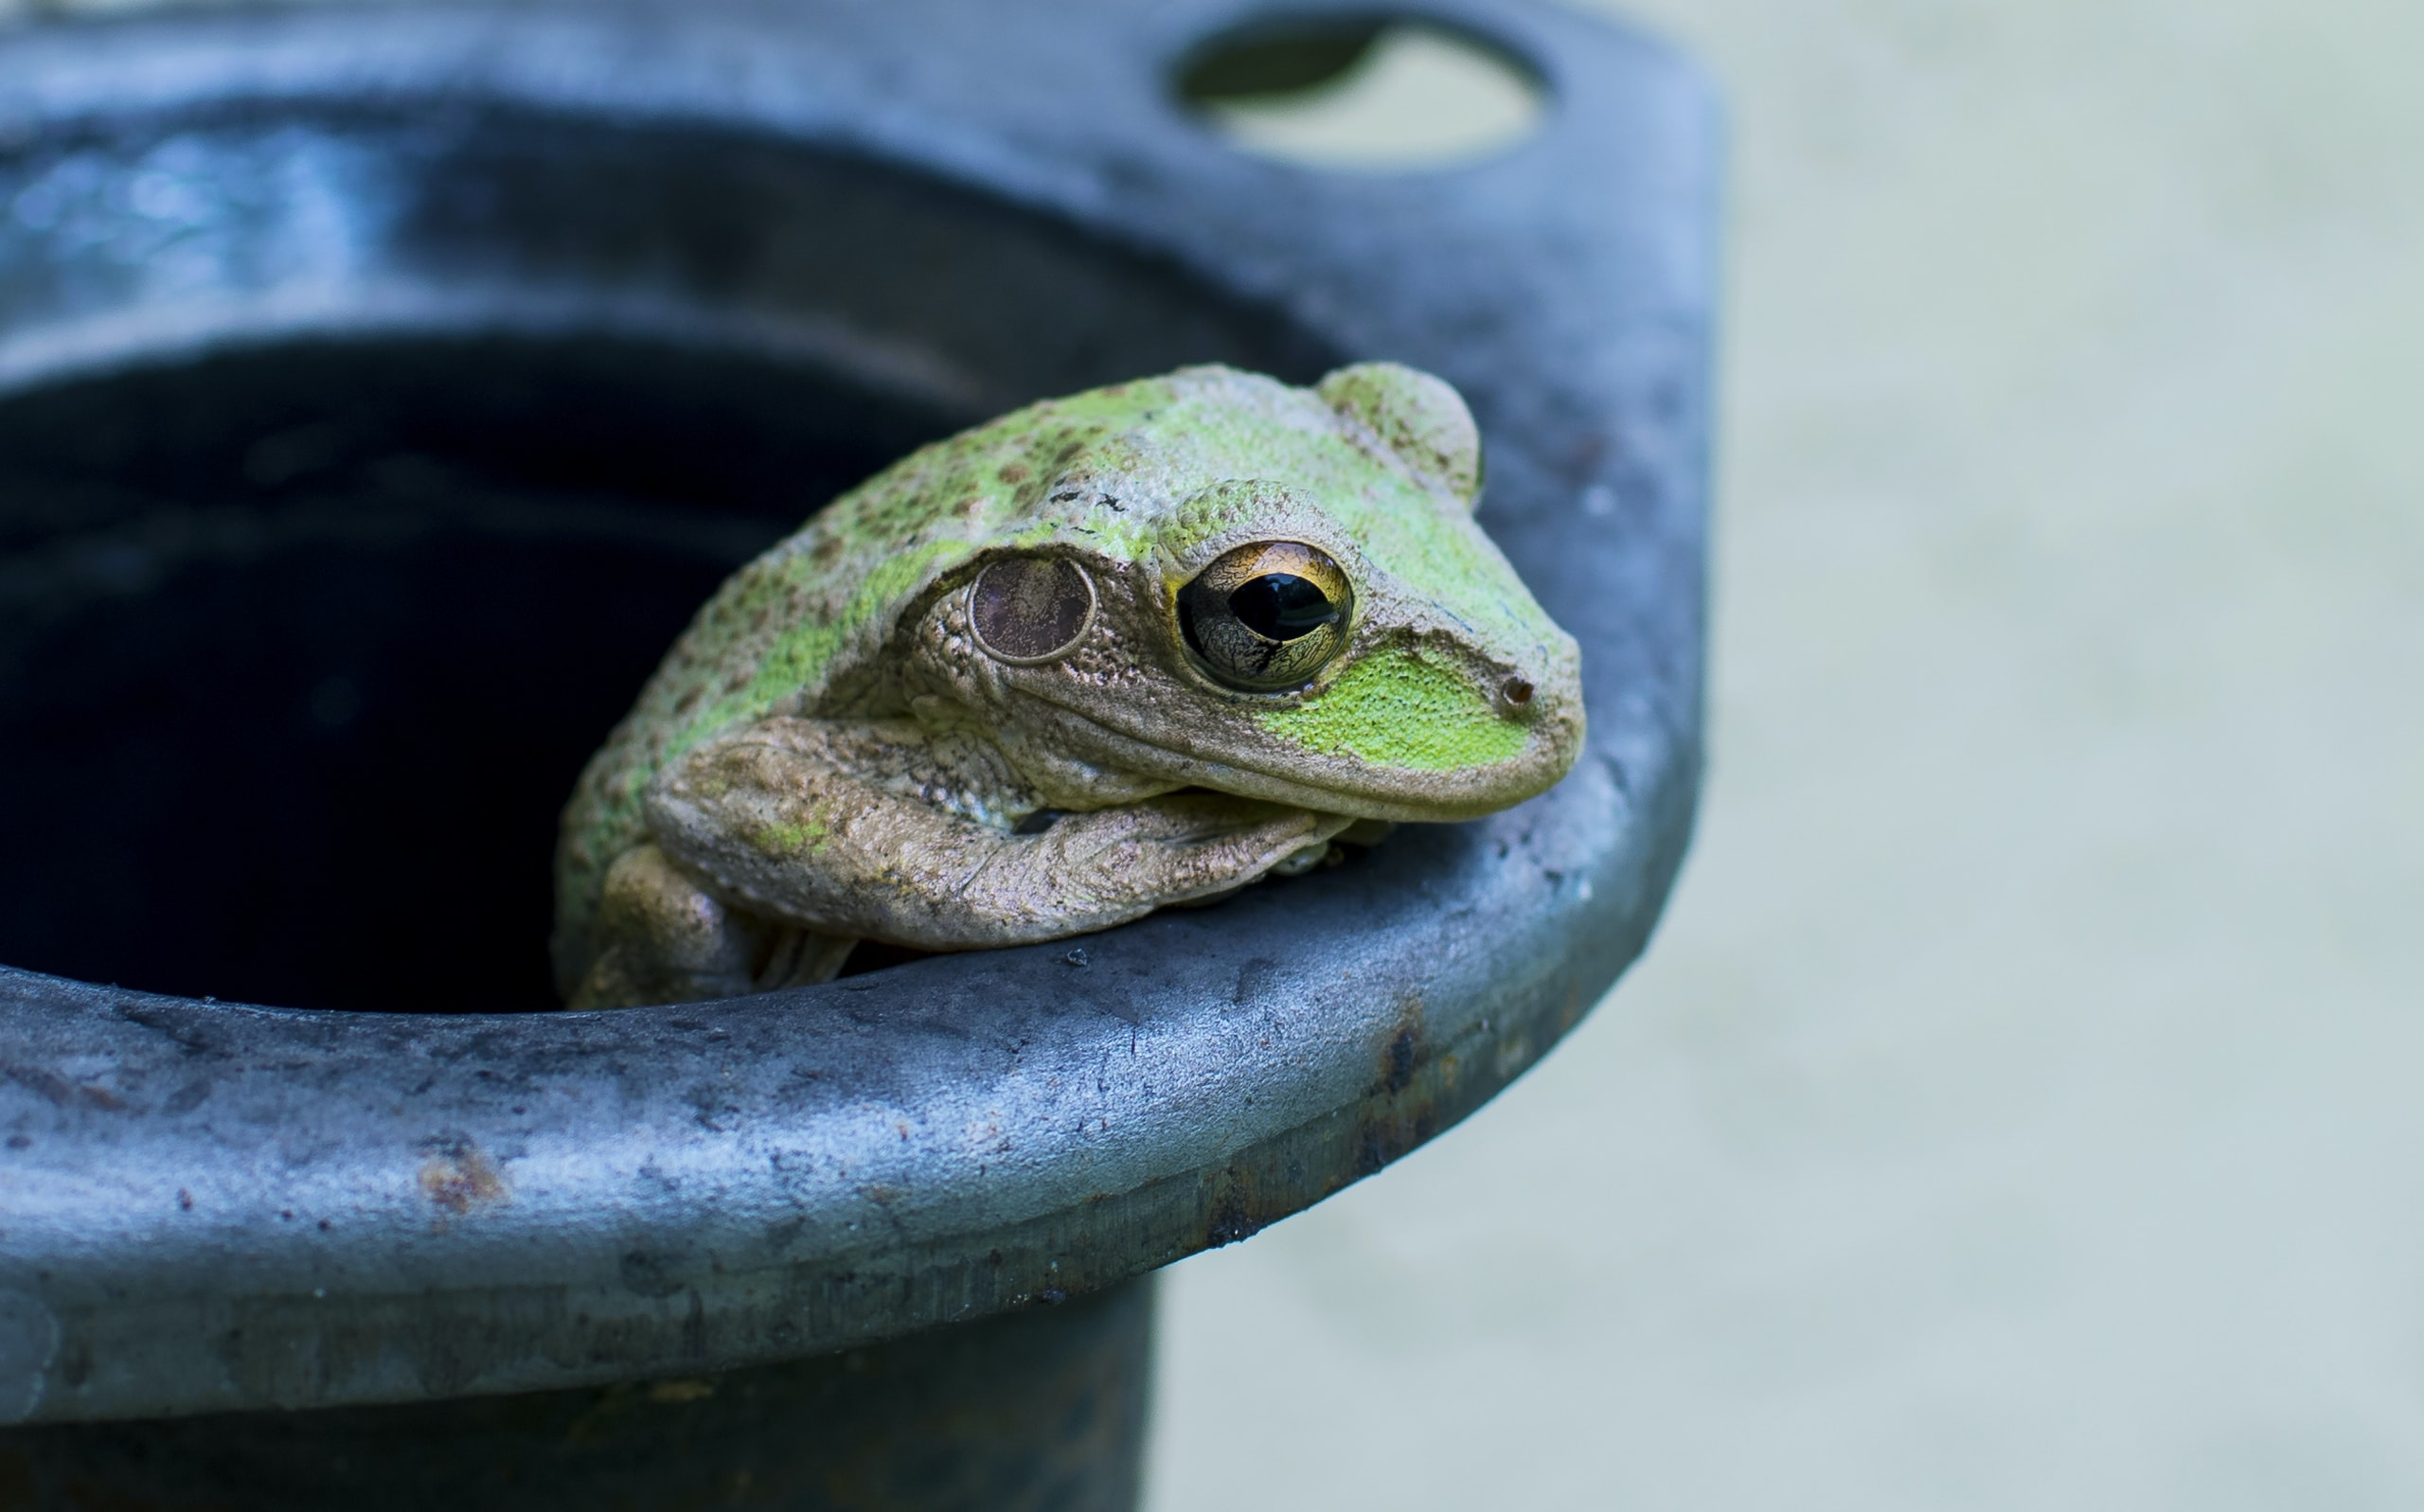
554 363 1584 1009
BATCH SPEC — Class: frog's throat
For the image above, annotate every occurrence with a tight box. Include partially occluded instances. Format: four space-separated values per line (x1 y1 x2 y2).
1014 689 1556 824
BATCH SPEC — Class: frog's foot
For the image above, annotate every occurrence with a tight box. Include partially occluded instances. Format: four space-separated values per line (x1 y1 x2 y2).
570 843 852 1009
1265 840 1334 880
991 792 1353 923
752 926 858 993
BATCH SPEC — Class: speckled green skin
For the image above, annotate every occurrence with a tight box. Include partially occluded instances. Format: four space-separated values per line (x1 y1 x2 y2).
555 364 1582 1001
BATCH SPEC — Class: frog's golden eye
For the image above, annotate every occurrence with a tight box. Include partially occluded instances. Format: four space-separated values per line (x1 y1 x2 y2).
1177 541 1354 691
971 556 1096 665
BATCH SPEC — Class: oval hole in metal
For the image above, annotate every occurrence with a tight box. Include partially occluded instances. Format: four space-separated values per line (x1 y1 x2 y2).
1174 16 1546 170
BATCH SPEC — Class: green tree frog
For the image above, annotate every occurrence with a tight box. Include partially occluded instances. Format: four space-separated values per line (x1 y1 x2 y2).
555 362 1583 1008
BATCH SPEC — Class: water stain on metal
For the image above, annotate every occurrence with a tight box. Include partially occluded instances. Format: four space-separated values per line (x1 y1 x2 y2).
1 1066 127 1112
1201 1167 1264 1248
1357 999 1444 1178
0 1291 59 1426
1379 998 1425 1095
619 1252 686 1300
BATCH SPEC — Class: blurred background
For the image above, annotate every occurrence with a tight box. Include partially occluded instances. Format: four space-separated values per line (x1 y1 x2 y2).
1156 1 2424 1507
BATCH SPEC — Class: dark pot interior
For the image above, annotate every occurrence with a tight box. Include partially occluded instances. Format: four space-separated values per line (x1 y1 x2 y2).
0 107 1327 1013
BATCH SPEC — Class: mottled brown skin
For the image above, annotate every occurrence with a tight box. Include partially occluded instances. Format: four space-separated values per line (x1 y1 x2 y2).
555 363 1584 1009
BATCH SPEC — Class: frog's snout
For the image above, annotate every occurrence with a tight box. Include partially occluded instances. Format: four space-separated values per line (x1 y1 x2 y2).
1234 632 1583 822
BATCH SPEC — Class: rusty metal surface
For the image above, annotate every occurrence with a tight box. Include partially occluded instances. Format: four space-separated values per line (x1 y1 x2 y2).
0 0 1718 1422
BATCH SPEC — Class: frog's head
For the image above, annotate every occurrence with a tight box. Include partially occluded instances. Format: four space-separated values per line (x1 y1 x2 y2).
947 364 1583 823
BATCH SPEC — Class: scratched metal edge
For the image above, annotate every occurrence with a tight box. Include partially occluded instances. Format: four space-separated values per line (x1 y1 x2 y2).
0 0 1718 1421
22 792 1685 1422
2 743 1678 1420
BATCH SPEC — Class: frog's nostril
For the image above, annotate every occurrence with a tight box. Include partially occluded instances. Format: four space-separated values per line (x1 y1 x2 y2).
1500 676 1534 708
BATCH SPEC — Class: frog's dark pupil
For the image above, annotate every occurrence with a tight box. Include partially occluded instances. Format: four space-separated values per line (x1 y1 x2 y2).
1228 574 1337 641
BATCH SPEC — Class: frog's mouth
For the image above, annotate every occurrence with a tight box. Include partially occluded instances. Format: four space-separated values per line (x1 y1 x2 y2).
1019 682 1582 824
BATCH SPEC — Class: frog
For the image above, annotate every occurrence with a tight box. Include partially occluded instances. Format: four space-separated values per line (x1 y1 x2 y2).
553 361 1584 1010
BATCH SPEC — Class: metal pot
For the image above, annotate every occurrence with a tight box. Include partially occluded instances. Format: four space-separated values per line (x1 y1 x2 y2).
0 1 1716 1503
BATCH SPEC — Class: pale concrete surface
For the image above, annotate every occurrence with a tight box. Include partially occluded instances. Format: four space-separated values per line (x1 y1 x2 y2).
1149 1 2424 1508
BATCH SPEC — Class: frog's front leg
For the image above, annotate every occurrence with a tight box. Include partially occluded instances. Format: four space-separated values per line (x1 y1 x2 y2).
648 716 1353 952
570 842 855 1010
